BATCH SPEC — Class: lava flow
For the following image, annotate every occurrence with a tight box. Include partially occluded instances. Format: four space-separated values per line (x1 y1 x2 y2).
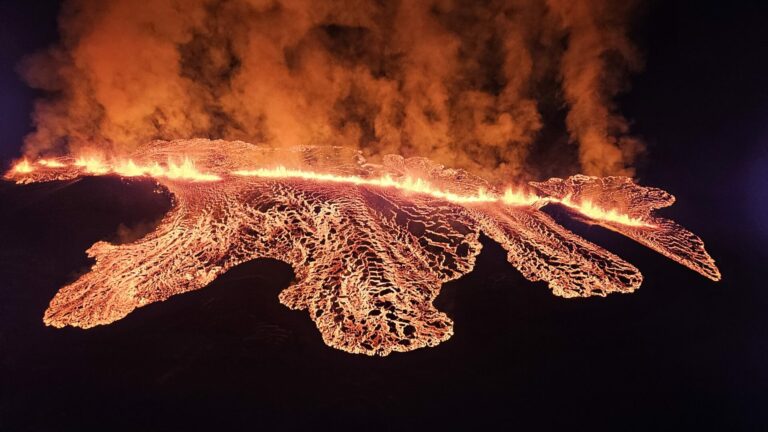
3 139 720 356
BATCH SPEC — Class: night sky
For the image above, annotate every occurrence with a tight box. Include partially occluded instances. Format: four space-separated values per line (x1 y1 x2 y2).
1 1 767 430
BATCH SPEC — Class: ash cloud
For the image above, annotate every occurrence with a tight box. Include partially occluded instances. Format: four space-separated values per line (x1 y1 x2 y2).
19 0 644 179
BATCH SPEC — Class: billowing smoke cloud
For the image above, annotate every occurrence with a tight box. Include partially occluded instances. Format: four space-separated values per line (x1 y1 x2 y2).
19 0 643 179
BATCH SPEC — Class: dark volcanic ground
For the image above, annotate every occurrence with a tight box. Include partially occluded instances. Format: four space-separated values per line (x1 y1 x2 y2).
0 172 765 431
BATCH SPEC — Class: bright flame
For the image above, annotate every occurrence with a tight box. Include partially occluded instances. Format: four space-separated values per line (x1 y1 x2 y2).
502 187 542 206
113 159 146 177
75 156 109 174
12 159 34 174
38 158 65 168
76 156 220 181
559 194 654 228
234 166 501 204
233 166 655 227
166 158 221 181
232 166 654 227
9 158 652 227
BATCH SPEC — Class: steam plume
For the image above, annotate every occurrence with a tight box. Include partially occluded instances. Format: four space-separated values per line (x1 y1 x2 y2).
19 0 643 179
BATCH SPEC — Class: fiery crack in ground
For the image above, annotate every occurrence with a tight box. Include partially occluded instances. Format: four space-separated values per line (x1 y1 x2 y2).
4 139 720 356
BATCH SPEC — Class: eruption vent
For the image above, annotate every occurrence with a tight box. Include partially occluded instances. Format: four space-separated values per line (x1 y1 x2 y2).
4 139 719 356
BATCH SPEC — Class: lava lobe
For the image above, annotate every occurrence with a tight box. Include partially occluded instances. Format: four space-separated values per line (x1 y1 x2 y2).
4 139 719 356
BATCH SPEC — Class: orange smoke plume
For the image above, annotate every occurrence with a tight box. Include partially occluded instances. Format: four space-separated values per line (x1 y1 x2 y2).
19 0 644 179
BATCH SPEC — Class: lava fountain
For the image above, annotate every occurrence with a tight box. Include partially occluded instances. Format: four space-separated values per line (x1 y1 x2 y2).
3 139 720 356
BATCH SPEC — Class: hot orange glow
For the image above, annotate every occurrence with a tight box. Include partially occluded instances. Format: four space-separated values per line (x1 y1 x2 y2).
113 159 146 177
11 159 34 174
2 139 720 356
7 156 652 226
558 194 655 228
74 156 109 174
165 158 221 181
233 166 653 226
69 156 219 181
501 187 543 206
234 166 502 204
37 158 65 168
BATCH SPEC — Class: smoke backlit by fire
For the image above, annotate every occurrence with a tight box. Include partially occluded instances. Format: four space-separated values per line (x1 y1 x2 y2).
19 0 644 179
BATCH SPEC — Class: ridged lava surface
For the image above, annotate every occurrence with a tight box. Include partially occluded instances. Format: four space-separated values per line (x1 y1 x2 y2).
531 176 721 281
4 139 719 355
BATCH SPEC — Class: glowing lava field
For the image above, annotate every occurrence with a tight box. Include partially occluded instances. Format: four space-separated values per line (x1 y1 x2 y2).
4 139 720 355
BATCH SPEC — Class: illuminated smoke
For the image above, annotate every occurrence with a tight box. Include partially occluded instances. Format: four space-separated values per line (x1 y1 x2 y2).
20 0 644 179
547 0 644 176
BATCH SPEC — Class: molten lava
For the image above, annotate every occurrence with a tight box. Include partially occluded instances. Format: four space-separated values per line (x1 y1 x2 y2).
37 158 65 168
3 139 720 355
559 194 654 228
235 167 504 205
11 159 34 174
11 155 222 182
